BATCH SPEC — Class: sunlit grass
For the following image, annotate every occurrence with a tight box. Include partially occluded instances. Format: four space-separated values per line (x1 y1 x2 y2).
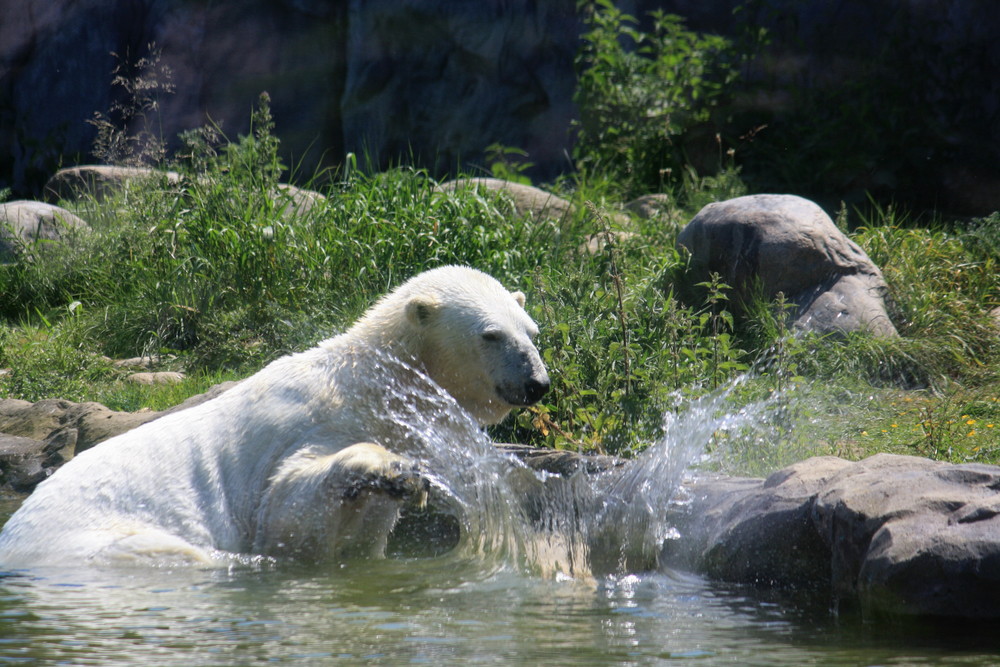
1 98 998 475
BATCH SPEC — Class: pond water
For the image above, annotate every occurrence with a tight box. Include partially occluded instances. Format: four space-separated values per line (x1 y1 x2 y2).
1 376 999 665
2 556 998 665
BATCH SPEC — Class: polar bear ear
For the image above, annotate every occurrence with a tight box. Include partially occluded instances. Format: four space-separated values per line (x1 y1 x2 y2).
405 295 439 326
511 291 526 308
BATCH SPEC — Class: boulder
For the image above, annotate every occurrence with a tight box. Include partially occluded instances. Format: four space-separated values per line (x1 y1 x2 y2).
43 165 181 203
676 194 897 337
126 372 186 385
45 165 325 218
625 194 672 221
0 201 89 263
435 178 575 222
579 230 639 255
274 183 326 218
664 453 1000 618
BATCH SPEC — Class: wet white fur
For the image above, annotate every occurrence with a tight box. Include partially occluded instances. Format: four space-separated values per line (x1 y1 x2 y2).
0 266 546 567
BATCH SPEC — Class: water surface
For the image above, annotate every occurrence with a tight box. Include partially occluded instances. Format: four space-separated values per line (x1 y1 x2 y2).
1 557 998 665
1 374 997 665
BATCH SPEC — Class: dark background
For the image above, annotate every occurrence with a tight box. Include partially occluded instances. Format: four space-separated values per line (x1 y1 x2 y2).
2 0 997 215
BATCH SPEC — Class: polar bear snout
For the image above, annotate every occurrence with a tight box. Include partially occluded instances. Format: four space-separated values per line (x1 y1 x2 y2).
497 372 550 407
498 337 550 407
523 376 550 404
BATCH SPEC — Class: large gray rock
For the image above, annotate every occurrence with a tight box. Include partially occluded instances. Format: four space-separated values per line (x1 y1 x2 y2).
44 165 181 203
0 200 89 263
677 194 897 337
665 453 1000 618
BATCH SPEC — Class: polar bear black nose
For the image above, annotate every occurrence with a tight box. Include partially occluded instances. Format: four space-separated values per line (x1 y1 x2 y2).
523 378 550 404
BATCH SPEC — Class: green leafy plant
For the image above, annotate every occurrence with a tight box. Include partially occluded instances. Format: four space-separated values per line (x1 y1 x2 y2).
573 0 738 197
484 143 534 186
2 61 999 476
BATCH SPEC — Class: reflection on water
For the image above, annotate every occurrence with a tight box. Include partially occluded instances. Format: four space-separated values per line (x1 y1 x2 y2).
1 560 999 665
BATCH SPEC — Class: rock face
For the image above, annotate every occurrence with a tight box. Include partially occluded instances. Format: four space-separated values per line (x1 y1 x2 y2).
0 200 89 263
3 1 999 214
676 194 897 337
665 454 1000 618
1 0 575 195
342 1 577 179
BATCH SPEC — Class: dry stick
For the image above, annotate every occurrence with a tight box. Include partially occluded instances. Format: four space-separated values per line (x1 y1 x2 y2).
585 201 631 397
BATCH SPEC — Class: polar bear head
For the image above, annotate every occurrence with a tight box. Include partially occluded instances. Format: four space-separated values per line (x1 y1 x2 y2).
357 266 550 425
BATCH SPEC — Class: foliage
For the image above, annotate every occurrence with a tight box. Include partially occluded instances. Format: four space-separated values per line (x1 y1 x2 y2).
2 46 999 476
484 143 534 186
573 0 738 198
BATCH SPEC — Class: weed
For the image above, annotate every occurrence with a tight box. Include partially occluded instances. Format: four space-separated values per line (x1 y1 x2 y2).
88 44 175 168
573 0 738 198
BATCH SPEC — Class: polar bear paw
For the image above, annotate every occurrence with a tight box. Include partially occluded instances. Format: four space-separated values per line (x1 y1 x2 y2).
343 459 430 506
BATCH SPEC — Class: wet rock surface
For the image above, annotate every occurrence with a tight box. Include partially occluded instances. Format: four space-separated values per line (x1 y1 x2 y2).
664 454 1000 619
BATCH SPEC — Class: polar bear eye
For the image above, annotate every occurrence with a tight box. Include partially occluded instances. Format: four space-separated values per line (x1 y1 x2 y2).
481 331 503 343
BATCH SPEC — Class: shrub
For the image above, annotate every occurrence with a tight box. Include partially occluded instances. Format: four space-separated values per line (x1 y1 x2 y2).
573 0 738 198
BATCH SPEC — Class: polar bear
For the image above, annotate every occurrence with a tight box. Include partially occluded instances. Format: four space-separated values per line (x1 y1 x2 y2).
0 265 549 568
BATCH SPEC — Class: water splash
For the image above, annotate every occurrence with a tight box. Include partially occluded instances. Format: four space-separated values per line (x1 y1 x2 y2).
370 350 804 580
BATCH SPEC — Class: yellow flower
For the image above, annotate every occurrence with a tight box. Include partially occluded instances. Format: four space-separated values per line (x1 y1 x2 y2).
966 419 977 425
967 431 976 437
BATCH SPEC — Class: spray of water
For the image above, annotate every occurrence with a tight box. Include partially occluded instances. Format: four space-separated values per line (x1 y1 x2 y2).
364 350 805 581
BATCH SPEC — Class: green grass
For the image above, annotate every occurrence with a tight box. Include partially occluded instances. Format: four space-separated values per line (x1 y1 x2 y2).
1 97 998 478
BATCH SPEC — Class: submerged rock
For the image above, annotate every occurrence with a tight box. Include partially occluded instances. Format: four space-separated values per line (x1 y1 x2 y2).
665 453 1000 619
677 194 897 337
